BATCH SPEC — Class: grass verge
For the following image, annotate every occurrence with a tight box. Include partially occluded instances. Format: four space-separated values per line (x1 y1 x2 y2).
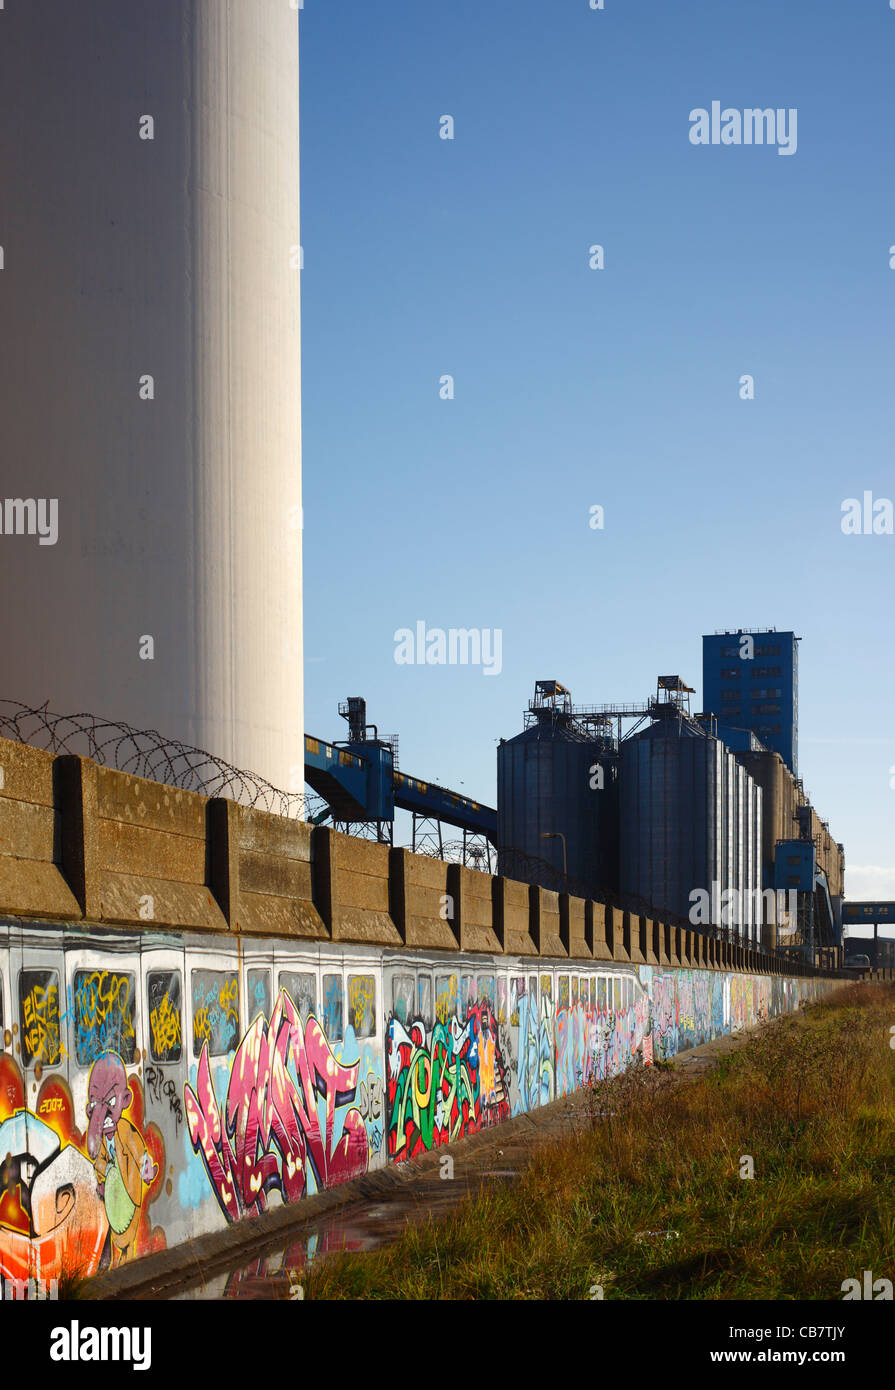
304 984 895 1299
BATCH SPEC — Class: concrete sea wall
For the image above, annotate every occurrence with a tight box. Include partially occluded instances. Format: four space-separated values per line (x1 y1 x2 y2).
0 736 847 1285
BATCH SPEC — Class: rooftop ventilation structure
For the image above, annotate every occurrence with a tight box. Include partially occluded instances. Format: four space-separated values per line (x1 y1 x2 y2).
650 675 696 723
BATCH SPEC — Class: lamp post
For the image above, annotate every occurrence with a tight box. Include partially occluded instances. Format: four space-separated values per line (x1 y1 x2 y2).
540 831 567 882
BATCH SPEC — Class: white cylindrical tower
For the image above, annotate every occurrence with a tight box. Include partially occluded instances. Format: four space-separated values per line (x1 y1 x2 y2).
0 1 303 796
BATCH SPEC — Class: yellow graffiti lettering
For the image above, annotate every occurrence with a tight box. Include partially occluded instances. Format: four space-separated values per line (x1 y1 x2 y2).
192 1006 212 1049
480 1034 496 1098
22 983 60 1064
150 993 182 1055
348 975 375 1029
435 976 457 1024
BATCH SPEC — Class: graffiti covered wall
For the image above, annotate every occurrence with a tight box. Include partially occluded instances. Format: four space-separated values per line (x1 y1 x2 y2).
184 990 370 1221
0 917 843 1287
0 1050 165 1284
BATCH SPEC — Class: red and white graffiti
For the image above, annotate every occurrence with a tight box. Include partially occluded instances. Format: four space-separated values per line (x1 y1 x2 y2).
184 989 369 1222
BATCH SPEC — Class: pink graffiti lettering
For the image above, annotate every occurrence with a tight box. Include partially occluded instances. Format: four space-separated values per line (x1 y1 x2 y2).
184 990 368 1222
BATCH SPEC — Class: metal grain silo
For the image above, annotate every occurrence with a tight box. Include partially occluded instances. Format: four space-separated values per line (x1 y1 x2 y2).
0 1 303 796
621 707 721 922
621 694 762 936
498 682 619 896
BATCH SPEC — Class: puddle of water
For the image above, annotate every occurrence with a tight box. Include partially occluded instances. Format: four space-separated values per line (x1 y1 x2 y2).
174 1164 527 1298
172 1100 596 1298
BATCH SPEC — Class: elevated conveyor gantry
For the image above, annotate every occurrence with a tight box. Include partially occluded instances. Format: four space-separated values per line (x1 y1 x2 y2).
304 698 497 855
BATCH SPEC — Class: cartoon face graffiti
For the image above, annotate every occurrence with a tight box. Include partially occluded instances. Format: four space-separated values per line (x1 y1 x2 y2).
86 1053 157 1266
86 1053 128 1163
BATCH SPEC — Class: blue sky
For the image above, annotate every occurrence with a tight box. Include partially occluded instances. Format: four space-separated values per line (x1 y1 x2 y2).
299 0 895 919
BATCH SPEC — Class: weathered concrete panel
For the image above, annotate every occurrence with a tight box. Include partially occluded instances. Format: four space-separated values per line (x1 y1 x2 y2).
238 848 313 901
96 767 208 838
495 876 536 956
561 894 591 959
590 900 614 962
0 797 58 863
533 886 565 958
337 867 390 913
625 912 646 965
99 819 207 883
392 849 458 951
0 856 81 919
237 889 327 940
335 836 391 879
314 829 401 945
238 807 313 861
608 906 628 962
0 740 56 807
452 865 501 953
98 870 226 932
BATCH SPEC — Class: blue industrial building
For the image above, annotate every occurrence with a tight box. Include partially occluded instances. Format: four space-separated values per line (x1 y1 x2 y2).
702 629 799 775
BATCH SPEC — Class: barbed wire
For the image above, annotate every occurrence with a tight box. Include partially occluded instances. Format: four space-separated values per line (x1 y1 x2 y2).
0 700 306 816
